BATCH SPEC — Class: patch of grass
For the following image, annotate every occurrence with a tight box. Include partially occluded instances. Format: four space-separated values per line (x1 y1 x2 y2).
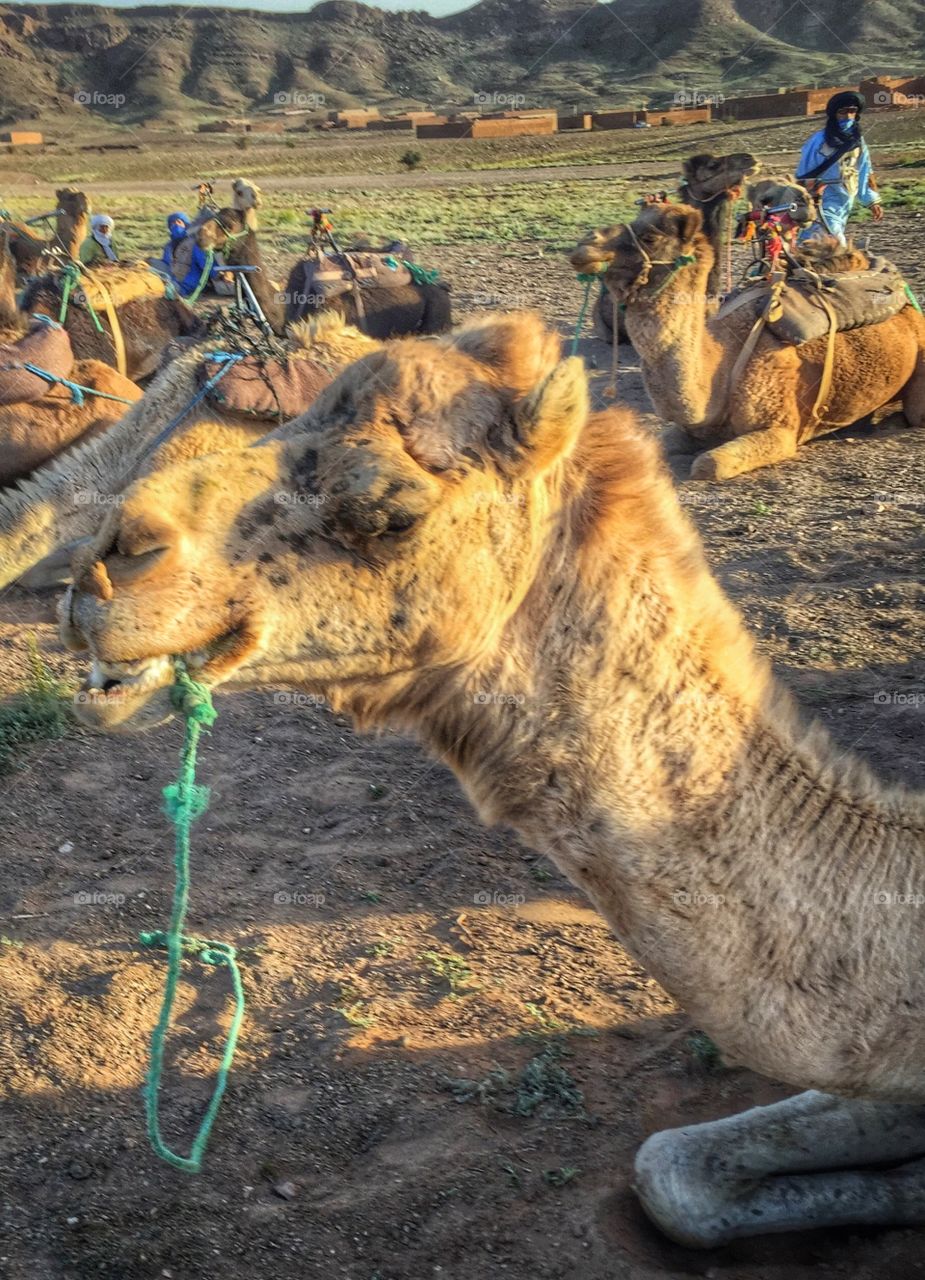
337 1001 376 1029
366 936 401 959
0 640 72 774
520 1001 599 1043
359 890 382 904
421 949 476 998
751 499 772 516
529 862 554 885
442 1043 584 1119
335 981 376 1028
687 1030 725 1072
1 935 24 949
514 1044 584 1118
543 1166 581 1188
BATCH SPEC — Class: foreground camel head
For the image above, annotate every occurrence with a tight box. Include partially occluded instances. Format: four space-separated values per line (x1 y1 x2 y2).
747 176 817 226
680 152 759 202
570 203 708 303
61 312 587 732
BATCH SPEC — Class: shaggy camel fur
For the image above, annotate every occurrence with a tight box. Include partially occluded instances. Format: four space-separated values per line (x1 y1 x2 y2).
571 203 925 479
60 313 925 1246
0 314 378 589
0 234 141 485
595 151 759 345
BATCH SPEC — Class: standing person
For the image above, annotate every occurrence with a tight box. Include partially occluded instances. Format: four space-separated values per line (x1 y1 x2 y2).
796 91 883 245
79 213 118 266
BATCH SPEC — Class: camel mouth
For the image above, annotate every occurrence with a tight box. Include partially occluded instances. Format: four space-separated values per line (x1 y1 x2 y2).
74 626 248 732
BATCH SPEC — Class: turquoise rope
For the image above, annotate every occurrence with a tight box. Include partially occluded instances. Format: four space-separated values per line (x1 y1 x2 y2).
140 351 243 461
904 283 923 314
571 273 599 356
140 662 245 1174
16 361 135 406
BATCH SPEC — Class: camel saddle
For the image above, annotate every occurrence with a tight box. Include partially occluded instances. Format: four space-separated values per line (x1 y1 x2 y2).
73 262 172 311
718 256 909 345
296 250 413 305
198 352 332 421
0 320 74 405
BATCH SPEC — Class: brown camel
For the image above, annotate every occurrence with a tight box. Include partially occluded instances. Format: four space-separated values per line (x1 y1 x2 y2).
0 313 378 589
571 203 925 478
4 187 91 278
0 232 141 485
593 151 759 345
58 312 925 1246
199 206 452 340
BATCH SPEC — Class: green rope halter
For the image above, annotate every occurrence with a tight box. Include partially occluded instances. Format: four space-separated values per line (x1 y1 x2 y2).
139 661 245 1173
58 261 105 333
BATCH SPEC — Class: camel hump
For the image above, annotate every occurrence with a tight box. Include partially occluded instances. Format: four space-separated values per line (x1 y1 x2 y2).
0 319 73 405
73 262 173 310
197 352 334 421
720 258 911 345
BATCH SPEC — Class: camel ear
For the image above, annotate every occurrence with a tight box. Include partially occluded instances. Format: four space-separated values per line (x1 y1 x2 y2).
667 206 702 247
449 312 562 395
511 357 588 474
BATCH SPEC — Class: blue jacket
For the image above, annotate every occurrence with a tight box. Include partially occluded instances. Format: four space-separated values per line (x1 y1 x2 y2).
160 211 218 297
796 129 880 206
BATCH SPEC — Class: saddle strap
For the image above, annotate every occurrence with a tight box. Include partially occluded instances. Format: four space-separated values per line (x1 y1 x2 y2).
802 292 839 439
82 267 127 378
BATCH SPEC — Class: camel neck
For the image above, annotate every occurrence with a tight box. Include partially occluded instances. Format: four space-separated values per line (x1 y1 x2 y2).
229 233 285 334
622 248 727 429
402 435 919 1055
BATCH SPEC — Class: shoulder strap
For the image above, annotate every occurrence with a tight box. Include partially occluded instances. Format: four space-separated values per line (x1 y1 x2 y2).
797 137 857 184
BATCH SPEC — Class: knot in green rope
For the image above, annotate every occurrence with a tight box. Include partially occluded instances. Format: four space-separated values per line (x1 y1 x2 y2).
170 665 217 726
141 659 244 1175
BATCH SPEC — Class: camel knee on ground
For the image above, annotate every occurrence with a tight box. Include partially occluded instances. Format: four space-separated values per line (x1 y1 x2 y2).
633 1128 729 1248
690 428 797 481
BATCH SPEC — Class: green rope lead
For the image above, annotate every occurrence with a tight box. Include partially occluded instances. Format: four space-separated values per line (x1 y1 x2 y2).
571 273 598 356
186 249 215 305
904 283 923 315
139 662 245 1174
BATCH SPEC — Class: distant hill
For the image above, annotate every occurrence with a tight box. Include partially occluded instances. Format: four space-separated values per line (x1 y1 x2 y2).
0 0 920 126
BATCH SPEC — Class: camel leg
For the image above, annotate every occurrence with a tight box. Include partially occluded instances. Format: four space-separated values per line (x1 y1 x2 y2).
690 427 798 481
658 424 701 458
634 1090 925 1247
901 352 925 429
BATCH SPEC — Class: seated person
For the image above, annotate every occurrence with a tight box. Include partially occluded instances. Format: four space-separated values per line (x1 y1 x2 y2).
152 211 233 298
79 214 118 266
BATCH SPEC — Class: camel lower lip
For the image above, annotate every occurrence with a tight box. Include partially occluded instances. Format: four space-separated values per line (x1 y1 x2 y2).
77 634 237 707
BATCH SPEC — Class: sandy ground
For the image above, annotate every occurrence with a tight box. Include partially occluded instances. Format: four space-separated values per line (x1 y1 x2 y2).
0 217 923 1280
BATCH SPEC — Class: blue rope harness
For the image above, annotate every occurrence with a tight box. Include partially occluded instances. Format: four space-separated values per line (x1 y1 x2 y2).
0 361 136 407
140 352 245 461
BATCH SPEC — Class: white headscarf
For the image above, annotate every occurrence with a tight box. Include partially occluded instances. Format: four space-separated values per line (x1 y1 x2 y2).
90 213 117 262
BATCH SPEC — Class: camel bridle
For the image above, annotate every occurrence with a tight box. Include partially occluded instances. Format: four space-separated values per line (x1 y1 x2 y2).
616 222 697 299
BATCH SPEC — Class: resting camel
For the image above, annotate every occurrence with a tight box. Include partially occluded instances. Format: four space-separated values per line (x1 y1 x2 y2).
571 203 925 478
58 312 925 1246
594 151 759 345
0 313 377 588
4 187 90 278
199 206 452 340
0 232 141 485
